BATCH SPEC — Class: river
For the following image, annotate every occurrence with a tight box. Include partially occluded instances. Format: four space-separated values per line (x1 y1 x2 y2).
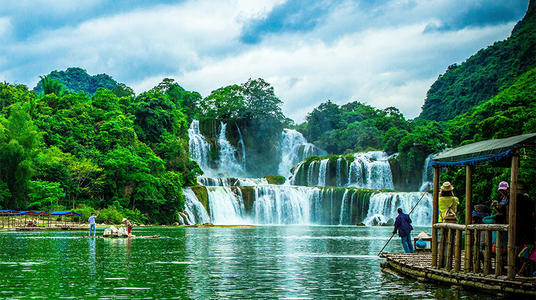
0 226 487 299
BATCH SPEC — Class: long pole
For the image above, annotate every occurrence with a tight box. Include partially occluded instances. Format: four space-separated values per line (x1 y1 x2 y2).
377 184 431 256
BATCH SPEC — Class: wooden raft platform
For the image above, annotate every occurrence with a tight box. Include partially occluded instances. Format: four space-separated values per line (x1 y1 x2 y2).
381 252 536 296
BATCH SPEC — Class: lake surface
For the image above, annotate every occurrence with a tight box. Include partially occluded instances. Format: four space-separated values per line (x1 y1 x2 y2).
0 226 489 299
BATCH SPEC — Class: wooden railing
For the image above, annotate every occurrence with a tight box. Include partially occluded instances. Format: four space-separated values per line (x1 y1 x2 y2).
432 223 509 276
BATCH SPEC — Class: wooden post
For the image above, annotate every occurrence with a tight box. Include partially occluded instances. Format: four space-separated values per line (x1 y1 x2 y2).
438 227 446 268
446 228 455 270
483 230 492 275
454 229 462 272
473 230 480 273
465 229 472 272
432 167 440 268
496 230 503 276
464 165 473 273
465 165 473 226
507 152 519 279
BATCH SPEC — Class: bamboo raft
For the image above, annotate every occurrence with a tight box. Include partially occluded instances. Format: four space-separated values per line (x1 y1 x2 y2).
381 252 536 296
86 235 160 239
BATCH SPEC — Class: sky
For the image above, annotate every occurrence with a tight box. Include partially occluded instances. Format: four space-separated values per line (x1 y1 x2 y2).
0 0 529 122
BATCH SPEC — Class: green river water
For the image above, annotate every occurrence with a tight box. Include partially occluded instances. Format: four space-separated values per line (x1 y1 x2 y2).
0 226 490 299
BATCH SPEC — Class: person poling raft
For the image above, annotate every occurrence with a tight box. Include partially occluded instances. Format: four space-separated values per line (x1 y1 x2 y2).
377 185 431 256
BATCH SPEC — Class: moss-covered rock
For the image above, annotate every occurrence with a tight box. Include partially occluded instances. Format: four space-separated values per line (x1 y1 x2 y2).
264 175 286 185
191 185 210 216
237 186 255 214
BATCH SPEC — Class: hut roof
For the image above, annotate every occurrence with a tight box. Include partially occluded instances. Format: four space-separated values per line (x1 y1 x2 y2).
50 211 81 216
430 133 536 167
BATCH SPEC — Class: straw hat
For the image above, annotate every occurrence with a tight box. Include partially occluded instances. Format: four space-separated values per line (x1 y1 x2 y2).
440 181 454 191
416 231 430 239
122 218 127 222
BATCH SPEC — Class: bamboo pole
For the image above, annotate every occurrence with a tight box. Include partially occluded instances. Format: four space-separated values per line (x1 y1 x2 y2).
496 230 503 276
484 230 492 275
473 230 480 273
465 165 472 273
446 228 454 270
439 227 446 268
465 229 472 272
507 152 519 279
432 167 440 268
455 229 462 272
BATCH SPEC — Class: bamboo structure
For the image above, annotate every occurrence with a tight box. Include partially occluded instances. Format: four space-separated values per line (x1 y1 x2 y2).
507 152 519 279
431 167 439 267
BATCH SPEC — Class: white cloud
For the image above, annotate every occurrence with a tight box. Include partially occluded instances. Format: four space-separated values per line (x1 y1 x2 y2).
0 0 522 123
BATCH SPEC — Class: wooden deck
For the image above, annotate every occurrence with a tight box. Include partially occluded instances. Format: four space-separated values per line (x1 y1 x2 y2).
381 252 536 296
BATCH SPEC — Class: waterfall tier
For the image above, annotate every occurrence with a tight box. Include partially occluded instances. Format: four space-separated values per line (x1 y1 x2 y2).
278 129 326 177
289 151 394 189
183 185 431 226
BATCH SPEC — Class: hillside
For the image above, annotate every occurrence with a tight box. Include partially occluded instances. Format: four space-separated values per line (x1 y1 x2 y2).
419 0 535 121
33 67 120 95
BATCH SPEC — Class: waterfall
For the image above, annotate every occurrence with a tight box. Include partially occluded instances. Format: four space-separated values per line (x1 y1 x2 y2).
198 177 269 186
217 122 245 177
339 189 349 225
364 192 432 226
317 159 329 186
278 129 326 177
290 151 394 189
188 120 212 174
207 186 248 225
236 124 246 170
419 153 436 192
183 188 211 224
187 120 247 178
335 158 342 186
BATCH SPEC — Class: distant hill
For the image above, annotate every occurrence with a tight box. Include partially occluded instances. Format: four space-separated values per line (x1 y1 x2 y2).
419 0 535 121
33 67 120 95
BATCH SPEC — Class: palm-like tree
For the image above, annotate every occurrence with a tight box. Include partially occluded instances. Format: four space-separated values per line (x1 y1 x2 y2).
39 76 65 96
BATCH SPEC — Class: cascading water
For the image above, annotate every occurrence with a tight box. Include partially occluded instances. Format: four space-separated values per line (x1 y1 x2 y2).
363 192 433 226
278 129 326 177
188 120 212 174
183 188 211 224
217 122 245 177
186 120 430 227
290 151 394 189
236 124 246 170
419 153 436 192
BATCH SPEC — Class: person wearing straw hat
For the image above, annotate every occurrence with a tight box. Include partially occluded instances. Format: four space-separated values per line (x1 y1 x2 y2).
439 182 459 223
123 218 132 237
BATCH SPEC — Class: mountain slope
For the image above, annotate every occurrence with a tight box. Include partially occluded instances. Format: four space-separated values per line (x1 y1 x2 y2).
419 0 535 121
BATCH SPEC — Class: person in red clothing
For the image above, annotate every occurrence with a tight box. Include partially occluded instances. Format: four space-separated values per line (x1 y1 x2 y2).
122 218 132 236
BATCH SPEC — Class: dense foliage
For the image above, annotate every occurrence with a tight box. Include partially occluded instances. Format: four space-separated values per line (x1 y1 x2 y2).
0 78 201 224
298 101 409 155
33 67 119 96
419 1 535 121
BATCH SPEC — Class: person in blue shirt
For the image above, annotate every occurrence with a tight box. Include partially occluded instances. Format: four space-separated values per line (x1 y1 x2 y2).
393 208 414 253
88 211 100 237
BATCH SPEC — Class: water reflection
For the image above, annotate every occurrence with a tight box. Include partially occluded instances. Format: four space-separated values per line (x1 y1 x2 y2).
0 227 491 299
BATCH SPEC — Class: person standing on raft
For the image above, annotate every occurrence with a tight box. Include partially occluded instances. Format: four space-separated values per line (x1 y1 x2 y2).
88 211 100 237
393 208 414 253
123 218 132 237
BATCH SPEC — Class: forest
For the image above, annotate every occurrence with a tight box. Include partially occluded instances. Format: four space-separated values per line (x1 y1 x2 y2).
0 1 534 225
